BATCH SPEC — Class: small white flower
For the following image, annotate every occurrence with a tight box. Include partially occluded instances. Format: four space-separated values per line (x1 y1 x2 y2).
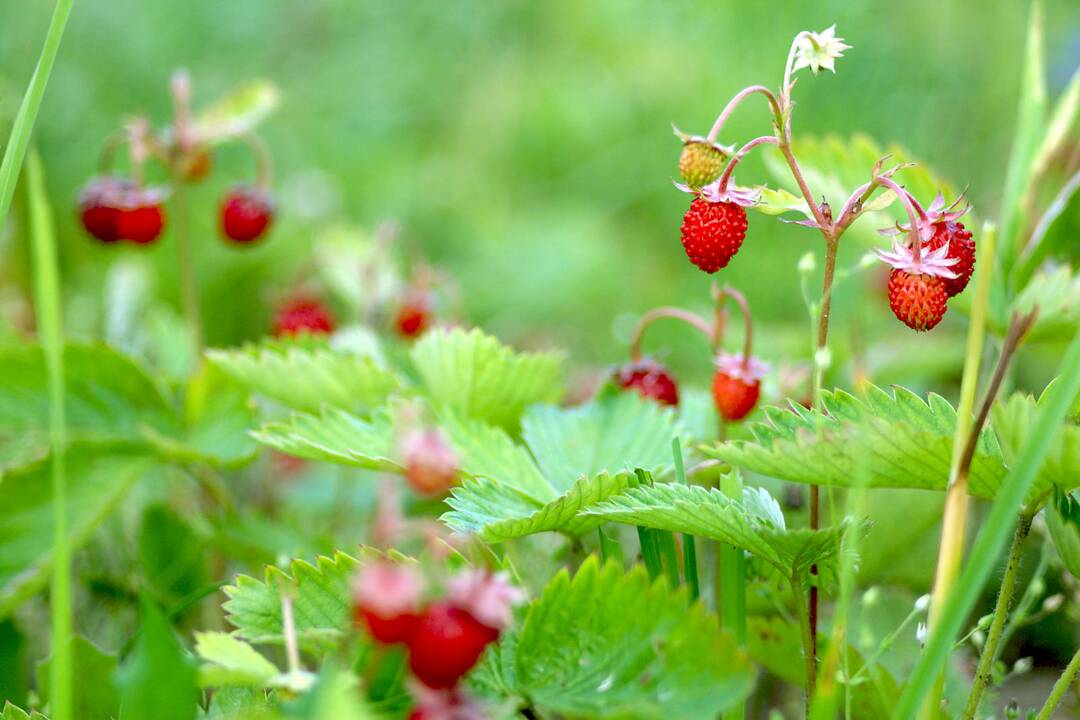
914 594 931 613
1042 593 1064 612
792 26 852 76
797 252 817 275
916 621 928 646
1013 657 1033 675
814 347 832 372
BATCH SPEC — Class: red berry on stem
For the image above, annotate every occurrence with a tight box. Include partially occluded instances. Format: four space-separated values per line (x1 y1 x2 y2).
221 186 274 244
613 360 679 406
407 603 499 689
78 177 134 243
273 298 335 337
711 353 767 422
680 198 748 273
401 429 458 496
352 562 425 645
395 293 433 338
887 269 948 331
926 221 975 297
114 187 167 245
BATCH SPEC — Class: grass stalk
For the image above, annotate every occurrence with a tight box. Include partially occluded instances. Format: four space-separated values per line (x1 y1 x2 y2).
672 438 699 600
27 150 72 720
1035 644 1080 720
0 0 74 227
718 471 746 720
171 179 204 356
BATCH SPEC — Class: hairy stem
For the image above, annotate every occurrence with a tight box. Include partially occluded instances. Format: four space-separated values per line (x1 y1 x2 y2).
706 85 781 143
717 135 779 194
1035 645 1080 720
961 512 1034 720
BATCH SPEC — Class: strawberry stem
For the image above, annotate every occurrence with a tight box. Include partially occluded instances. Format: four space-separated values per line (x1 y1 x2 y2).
877 176 927 270
239 131 274 190
629 307 714 362
705 85 781 144
712 284 754 371
716 135 779 196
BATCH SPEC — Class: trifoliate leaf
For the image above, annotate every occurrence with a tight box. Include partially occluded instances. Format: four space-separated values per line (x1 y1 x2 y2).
222 551 362 652
411 328 564 429
194 632 279 687
251 407 399 471
705 385 1013 499
483 558 753 719
444 393 681 541
0 447 158 617
207 338 399 414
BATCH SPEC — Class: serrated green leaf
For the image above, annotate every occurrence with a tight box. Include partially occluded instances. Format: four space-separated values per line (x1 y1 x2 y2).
283 667 381 720
207 339 399 414
37 637 119 720
705 385 1012 499
1 703 47 720
195 632 279 688
0 447 157 617
584 483 853 580
411 328 564 429
1010 264 1080 341
194 79 280 144
444 393 681 541
251 406 399 471
139 505 207 611
488 558 753 719
222 551 362 652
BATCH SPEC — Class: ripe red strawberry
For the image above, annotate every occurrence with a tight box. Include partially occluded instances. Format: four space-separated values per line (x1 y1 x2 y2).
79 180 121 243
926 221 975 297
114 188 167 244
680 198 747 273
395 293 433 338
352 562 425 645
221 186 274 244
273 298 335 337
408 685 485 720
407 603 499 689
613 360 679 406
679 141 727 189
887 269 948 331
400 429 458 496
711 353 768 422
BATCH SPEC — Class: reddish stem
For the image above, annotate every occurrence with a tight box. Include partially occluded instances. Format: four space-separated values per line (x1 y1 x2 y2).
706 85 782 143
877 176 927 270
717 135 780 195
712 285 754 370
629 307 714 362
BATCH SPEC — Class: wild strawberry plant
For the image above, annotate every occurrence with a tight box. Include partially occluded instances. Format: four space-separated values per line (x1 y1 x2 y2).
0 5 1079 720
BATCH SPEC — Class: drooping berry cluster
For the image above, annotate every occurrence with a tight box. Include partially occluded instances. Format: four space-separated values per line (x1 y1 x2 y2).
352 563 523 715
877 193 976 332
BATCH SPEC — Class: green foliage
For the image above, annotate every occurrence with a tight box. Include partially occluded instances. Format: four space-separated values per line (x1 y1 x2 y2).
222 551 361 652
194 632 280 688
281 668 380 720
585 482 855 582
410 328 564 430
706 385 1013 499
478 558 753 719
0 704 47 720
207 339 399 414
138 505 208 610
37 637 119 720
252 407 399 472
115 599 198 720
0 447 156 617
1046 492 1080 580
992 391 1080 503
444 392 681 541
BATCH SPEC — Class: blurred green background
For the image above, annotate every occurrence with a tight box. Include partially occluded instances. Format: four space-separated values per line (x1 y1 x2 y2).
1 0 1078 390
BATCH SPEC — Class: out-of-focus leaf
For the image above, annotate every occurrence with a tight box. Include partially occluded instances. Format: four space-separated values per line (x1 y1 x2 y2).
194 632 279 688
482 558 753 719
207 338 399 414
37 637 119 720
0 447 157 617
991 391 1080 505
139 505 207 610
0 620 26 707
194 80 280 144
1046 492 1080 580
1028 64 1080 183
1010 262 1080 342
411 327 564 429
0 703 47 720
251 407 399 471
114 599 198 720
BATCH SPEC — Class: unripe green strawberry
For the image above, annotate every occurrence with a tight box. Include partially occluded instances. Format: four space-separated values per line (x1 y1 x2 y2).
678 141 727 189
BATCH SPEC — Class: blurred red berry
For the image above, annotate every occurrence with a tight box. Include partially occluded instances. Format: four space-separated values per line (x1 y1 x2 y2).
114 187 167 244
273 298 335 337
78 177 134 243
711 353 768 422
221 186 274 244
352 562 425 645
680 198 747 273
395 293 433 338
613 360 679 406
401 429 458 496
407 603 499 689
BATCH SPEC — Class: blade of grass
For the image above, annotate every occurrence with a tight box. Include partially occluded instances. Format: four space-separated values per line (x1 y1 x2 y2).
718 470 746 720
895 326 1080 719
597 527 622 567
634 469 664 580
0 0 75 227
672 437 699 600
26 149 71 720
